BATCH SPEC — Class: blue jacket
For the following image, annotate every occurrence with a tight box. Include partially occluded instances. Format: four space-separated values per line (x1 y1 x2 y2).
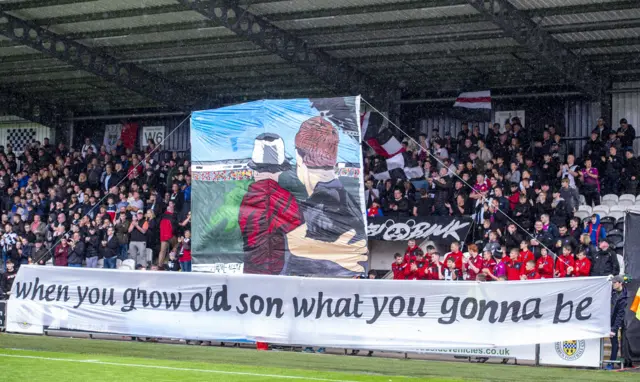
584 214 606 244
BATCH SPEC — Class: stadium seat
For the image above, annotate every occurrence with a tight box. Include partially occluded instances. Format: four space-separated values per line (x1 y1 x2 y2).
119 259 136 270
629 205 640 213
608 228 623 236
620 194 636 203
573 210 589 221
615 218 625 231
600 216 615 232
579 194 586 206
602 194 619 203
618 199 633 206
607 234 623 247
636 194 640 202
578 205 592 214
607 211 624 221
592 205 610 215
610 205 627 213
602 199 617 207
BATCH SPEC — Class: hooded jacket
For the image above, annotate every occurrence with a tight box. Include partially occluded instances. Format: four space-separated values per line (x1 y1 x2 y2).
584 214 606 245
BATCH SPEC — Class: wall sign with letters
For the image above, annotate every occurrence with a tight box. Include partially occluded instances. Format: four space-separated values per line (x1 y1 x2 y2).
367 216 472 242
140 126 165 148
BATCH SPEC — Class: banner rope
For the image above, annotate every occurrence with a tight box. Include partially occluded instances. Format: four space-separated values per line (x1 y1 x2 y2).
361 98 571 267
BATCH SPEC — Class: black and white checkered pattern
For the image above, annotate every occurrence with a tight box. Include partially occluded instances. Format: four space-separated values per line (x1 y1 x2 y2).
7 128 36 153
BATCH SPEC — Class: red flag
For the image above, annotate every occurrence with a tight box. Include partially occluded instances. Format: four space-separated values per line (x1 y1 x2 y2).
120 122 139 150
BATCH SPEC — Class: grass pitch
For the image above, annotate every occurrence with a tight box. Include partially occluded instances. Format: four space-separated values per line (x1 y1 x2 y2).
0 334 631 381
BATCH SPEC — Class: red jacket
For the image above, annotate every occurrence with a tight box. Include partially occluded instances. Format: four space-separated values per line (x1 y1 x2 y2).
178 239 191 262
54 244 69 267
536 255 554 278
573 258 592 277
392 262 408 280
425 262 442 280
159 211 176 242
518 250 534 265
523 269 541 280
404 246 421 264
405 259 428 280
506 261 524 281
444 251 464 271
238 179 302 275
465 254 484 281
507 193 520 210
555 254 575 278
482 258 497 271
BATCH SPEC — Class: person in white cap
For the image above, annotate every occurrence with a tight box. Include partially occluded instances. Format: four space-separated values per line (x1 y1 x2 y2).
238 133 303 275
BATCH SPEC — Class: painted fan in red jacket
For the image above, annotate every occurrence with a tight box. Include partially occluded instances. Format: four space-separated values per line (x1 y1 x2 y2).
239 179 302 275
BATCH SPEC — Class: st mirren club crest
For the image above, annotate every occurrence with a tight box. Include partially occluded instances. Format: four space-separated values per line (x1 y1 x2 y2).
106 131 119 148
555 340 586 361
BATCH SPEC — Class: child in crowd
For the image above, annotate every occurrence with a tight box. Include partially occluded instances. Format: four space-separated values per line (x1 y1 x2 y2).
555 245 575 278
405 250 427 280
506 248 524 281
536 248 555 279
367 199 383 217
166 251 180 272
178 229 192 272
391 253 407 280
573 251 592 277
441 258 460 280
521 260 541 280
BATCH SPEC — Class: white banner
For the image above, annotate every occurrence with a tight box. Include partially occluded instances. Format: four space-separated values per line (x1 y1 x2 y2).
140 126 165 148
5 300 43 334
8 266 610 349
539 338 602 368
411 345 535 360
103 124 122 152
495 110 525 130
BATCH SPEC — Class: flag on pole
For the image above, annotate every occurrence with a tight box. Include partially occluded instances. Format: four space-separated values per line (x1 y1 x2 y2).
362 111 423 182
450 90 492 122
103 124 122 153
632 286 640 321
454 90 492 109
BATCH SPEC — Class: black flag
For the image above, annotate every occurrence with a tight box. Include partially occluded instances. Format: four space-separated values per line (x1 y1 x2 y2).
622 212 640 363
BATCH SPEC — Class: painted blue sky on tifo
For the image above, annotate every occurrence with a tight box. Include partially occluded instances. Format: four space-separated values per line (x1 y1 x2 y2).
190 98 361 164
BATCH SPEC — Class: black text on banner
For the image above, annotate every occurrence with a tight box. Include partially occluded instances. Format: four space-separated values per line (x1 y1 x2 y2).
7 266 611 350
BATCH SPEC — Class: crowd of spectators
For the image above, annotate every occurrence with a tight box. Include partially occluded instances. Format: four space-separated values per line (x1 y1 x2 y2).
369 117 633 281
0 116 634 296
0 136 193 297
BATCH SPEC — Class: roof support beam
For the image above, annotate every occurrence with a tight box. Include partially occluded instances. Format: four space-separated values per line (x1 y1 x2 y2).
466 0 605 98
0 12 207 110
176 0 391 103
0 88 65 127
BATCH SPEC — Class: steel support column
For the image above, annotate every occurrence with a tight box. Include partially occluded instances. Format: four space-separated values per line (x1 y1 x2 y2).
0 88 64 127
176 0 391 104
0 12 206 110
467 0 605 98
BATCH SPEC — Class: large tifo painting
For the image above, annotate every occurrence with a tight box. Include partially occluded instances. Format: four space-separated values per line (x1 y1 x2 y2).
191 97 367 277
